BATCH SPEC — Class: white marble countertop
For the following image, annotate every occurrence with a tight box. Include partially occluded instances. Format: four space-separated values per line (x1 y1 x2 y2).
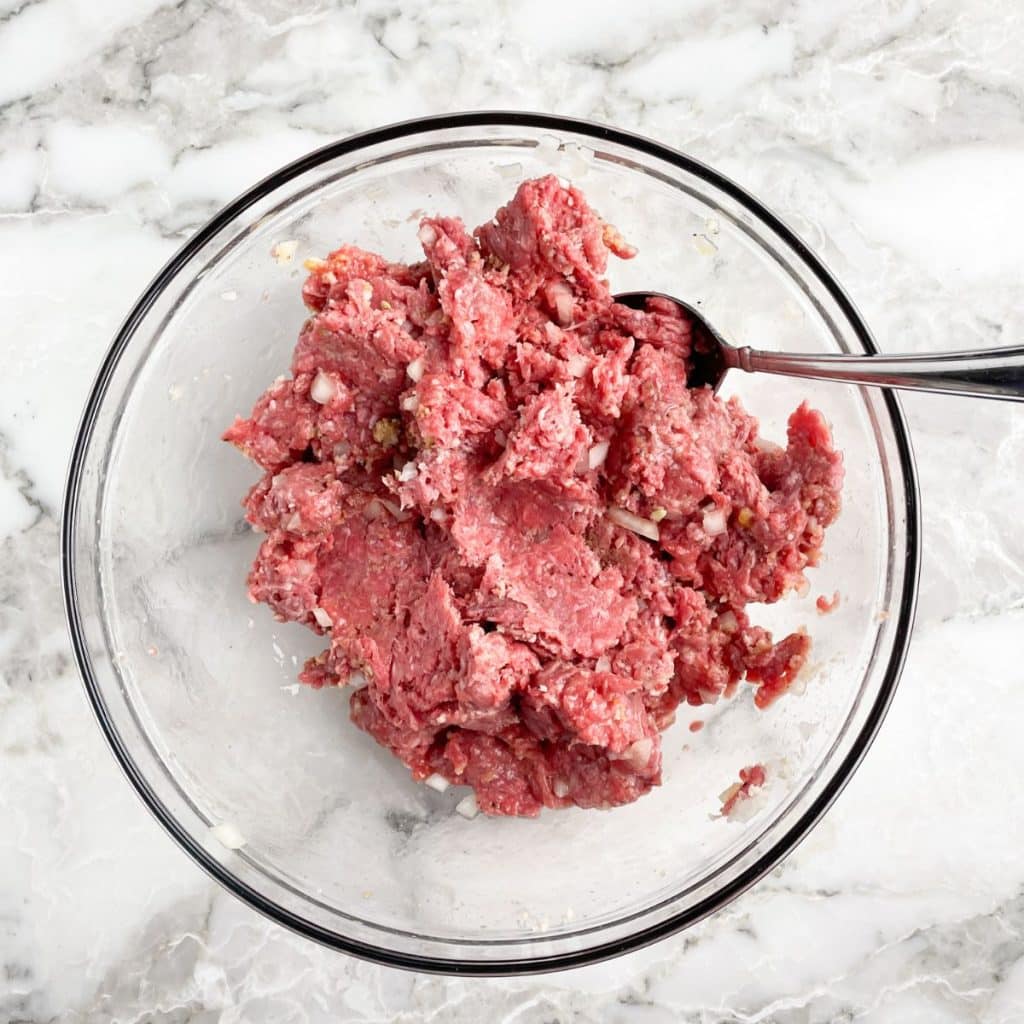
2 1 1024 1020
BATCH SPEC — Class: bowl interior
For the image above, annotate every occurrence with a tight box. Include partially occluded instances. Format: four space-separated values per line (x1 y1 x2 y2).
66 117 915 969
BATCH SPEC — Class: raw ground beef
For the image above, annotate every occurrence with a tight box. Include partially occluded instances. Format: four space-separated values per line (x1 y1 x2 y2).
225 175 843 817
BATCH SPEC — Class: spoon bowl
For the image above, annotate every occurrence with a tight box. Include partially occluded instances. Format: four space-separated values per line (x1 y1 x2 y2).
614 290 731 391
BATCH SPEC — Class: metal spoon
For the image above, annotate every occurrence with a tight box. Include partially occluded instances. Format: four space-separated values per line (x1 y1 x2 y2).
614 292 1024 401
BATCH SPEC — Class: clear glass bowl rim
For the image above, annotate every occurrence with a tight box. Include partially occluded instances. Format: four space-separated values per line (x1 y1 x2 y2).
60 110 921 975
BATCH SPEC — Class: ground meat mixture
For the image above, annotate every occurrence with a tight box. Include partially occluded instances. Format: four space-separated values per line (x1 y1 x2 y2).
225 176 843 817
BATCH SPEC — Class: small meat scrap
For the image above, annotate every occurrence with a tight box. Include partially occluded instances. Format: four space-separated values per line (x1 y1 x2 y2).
720 764 767 818
225 176 843 817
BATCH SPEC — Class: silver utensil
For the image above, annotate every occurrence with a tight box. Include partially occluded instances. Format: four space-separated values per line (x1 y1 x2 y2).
614 292 1024 401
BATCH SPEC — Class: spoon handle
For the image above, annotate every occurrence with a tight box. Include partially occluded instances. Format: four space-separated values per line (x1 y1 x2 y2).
739 345 1024 401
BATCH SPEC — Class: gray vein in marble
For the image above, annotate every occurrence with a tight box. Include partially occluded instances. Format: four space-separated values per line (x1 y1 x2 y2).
0 436 48 526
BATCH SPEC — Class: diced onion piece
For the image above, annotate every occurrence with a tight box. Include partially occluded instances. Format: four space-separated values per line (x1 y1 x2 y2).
566 355 589 378
607 506 660 542
310 370 336 404
284 512 302 532
424 773 450 793
564 143 593 180
602 222 638 258
429 507 448 524
547 280 574 326
398 461 417 483
406 356 425 382
719 782 743 805
622 737 654 769
401 394 419 412
312 607 333 629
650 507 667 523
271 239 298 264
352 278 373 305
729 794 764 823
595 656 612 673
418 223 437 247
553 779 570 798
210 822 246 850
587 441 610 470
703 507 727 536
536 133 560 156
497 161 524 179
348 670 368 689
718 610 739 634
456 793 479 819
693 234 717 257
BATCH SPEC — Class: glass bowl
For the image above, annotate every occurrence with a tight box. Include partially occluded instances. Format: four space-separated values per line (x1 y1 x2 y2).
61 112 920 974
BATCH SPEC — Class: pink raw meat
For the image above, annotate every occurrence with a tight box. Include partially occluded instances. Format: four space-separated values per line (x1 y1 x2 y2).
225 176 843 816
